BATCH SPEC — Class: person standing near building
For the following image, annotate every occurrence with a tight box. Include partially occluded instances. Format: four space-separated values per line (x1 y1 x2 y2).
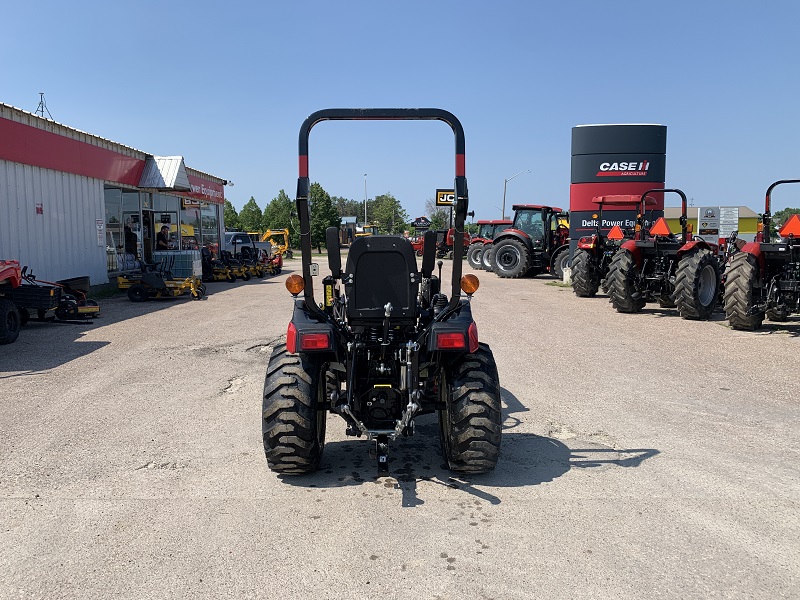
156 225 170 250
124 225 137 256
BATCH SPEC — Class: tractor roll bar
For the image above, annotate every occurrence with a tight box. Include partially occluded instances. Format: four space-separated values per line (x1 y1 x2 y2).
639 188 687 241
296 108 469 312
764 179 800 243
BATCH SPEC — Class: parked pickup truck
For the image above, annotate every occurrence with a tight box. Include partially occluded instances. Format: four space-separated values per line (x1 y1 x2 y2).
223 232 273 256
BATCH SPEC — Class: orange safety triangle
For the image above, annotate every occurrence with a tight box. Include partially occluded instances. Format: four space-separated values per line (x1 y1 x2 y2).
607 225 625 240
606 225 625 240
778 214 800 237
649 217 672 237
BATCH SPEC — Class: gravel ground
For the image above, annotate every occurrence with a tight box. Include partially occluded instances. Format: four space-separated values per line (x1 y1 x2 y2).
1 257 798 600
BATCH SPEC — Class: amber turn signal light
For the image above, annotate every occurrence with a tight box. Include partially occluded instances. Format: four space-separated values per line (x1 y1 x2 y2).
460 274 480 295
285 274 304 296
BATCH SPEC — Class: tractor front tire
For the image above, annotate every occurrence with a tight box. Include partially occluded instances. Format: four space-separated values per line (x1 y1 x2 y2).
571 249 600 297
674 248 720 320
724 252 763 330
552 248 569 280
262 343 328 474
0 299 21 345
607 250 645 313
766 307 790 322
439 343 502 474
481 243 496 272
493 239 530 279
467 244 484 270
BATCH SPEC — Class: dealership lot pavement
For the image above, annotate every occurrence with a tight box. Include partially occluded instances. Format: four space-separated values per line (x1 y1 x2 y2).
1 258 798 599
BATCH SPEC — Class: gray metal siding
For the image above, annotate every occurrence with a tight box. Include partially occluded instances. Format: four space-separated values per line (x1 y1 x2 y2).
0 160 108 285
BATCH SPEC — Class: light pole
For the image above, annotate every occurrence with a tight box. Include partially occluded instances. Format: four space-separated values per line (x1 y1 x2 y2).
363 173 368 224
502 169 530 220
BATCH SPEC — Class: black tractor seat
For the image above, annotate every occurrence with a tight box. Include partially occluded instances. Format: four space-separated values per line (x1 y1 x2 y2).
343 235 420 326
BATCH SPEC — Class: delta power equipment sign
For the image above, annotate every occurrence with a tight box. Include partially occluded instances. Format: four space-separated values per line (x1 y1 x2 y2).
436 189 455 206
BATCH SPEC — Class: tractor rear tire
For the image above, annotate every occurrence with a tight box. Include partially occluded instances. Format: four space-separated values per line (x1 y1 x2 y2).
607 250 645 313
481 244 496 272
724 252 763 330
571 249 600 297
438 343 502 474
0 299 21 345
674 248 720 320
493 239 530 279
262 343 328 474
552 248 569 280
467 244 484 270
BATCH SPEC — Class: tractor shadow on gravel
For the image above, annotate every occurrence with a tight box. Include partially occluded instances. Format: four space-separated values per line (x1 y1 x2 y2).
278 387 659 507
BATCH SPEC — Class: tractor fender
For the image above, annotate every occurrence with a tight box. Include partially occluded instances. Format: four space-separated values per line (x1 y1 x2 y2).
427 300 479 354
287 298 338 356
492 229 532 250
676 239 718 260
577 235 598 250
619 239 642 267
469 238 488 246
739 241 765 273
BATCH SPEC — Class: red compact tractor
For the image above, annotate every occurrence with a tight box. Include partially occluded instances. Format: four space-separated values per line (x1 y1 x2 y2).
466 219 512 269
571 195 649 297
724 179 800 329
489 205 570 279
606 188 721 319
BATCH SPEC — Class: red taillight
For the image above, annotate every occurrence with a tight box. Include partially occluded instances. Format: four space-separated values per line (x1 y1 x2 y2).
435 332 466 350
468 322 479 353
300 333 331 351
286 322 297 354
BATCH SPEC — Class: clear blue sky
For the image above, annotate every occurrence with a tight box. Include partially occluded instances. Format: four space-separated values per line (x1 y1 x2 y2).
3 0 800 218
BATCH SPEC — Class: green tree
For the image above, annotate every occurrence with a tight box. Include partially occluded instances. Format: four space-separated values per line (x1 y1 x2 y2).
771 207 800 237
262 190 299 248
309 182 341 252
425 198 450 230
238 196 264 233
372 192 409 234
332 196 364 219
223 199 240 230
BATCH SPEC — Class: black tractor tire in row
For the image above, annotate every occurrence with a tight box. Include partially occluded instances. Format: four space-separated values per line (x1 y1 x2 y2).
606 249 645 313
551 248 569 280
127 285 149 303
493 239 530 279
439 342 502 474
0 299 21 345
481 243 496 272
673 248 720 320
724 252 764 330
466 243 484 270
262 343 329 474
571 249 600 297
766 307 790 322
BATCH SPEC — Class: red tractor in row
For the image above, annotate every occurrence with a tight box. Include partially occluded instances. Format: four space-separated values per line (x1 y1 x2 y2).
466 219 512 269
488 204 570 279
606 188 722 320
571 195 649 297
724 179 800 329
